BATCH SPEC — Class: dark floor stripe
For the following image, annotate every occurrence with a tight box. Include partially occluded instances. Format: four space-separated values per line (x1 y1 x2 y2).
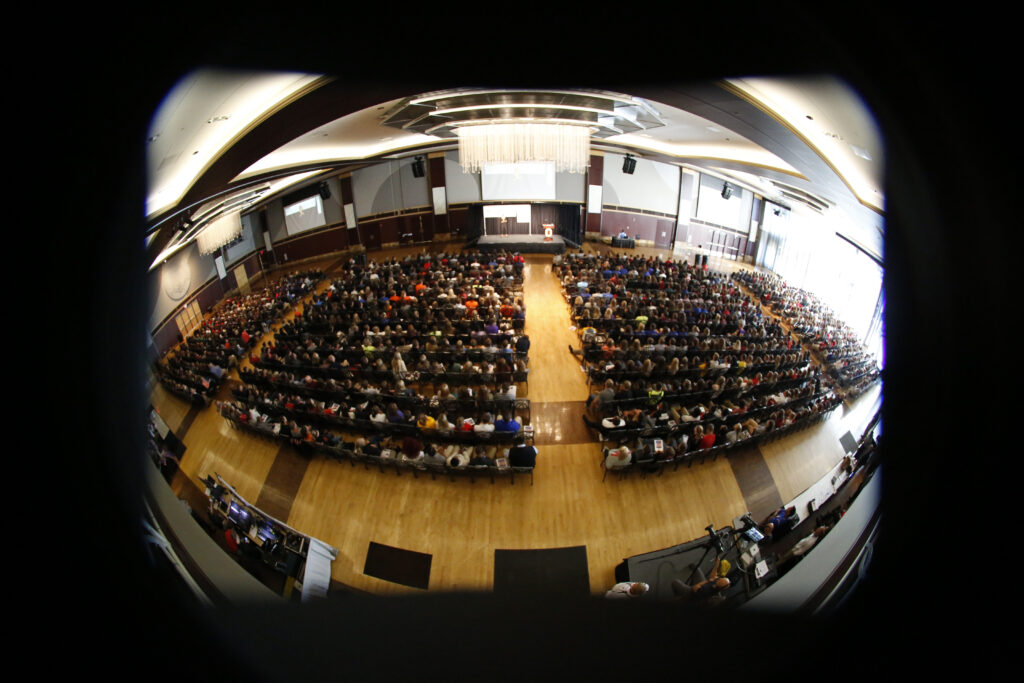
177 404 203 439
254 443 311 522
728 445 783 520
530 401 592 445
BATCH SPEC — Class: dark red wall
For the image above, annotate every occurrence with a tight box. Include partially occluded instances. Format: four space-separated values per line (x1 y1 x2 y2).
586 154 604 233
277 224 349 263
600 211 676 249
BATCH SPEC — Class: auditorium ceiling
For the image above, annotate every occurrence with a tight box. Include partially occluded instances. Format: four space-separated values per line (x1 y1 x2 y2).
144 71 885 265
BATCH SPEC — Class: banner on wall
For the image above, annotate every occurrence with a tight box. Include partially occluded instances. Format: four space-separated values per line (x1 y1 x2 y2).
214 255 227 280
587 185 602 214
432 186 447 215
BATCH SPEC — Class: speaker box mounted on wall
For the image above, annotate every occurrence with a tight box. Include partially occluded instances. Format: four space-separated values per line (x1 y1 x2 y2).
411 157 425 178
319 182 331 199
721 183 733 199
622 154 636 175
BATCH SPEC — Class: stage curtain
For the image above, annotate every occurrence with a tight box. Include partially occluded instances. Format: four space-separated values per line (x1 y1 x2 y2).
527 203 582 245
467 204 484 240
558 204 582 246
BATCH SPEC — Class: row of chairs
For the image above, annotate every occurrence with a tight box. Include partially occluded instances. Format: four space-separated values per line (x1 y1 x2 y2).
225 397 532 447
287 315 527 337
232 381 532 423
593 374 815 414
584 361 807 390
238 369 529 410
585 390 836 442
600 403 839 481
250 360 529 387
265 343 529 366
224 412 534 485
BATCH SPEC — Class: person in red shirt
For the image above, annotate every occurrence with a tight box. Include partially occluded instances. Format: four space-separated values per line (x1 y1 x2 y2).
224 528 240 553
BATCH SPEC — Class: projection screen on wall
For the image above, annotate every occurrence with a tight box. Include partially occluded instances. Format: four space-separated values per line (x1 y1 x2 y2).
481 162 556 201
283 194 326 236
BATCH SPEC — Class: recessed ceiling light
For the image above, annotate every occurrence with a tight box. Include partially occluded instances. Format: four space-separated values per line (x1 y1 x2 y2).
207 115 230 123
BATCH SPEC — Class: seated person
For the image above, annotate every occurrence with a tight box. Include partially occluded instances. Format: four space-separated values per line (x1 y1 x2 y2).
421 445 447 467
781 526 830 564
508 438 538 467
762 505 797 538
672 556 732 603
445 445 472 468
604 445 632 470
470 446 497 467
605 581 649 599
473 413 495 433
400 435 423 461
493 413 521 433
587 379 617 414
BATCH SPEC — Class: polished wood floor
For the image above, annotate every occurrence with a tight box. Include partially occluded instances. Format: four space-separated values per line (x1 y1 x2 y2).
152 239 881 596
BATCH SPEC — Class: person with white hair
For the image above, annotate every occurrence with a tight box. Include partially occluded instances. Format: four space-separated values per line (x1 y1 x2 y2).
604 445 632 470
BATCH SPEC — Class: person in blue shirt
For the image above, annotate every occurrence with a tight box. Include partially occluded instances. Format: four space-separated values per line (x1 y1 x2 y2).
494 414 520 434
763 505 797 538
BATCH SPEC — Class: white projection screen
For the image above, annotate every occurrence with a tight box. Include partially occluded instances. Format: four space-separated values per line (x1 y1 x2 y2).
481 162 556 200
283 194 326 236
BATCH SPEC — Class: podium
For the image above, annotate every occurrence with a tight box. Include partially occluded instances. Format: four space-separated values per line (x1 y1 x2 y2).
542 223 555 242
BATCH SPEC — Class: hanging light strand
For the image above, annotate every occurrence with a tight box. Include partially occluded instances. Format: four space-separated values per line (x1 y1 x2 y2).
456 122 592 174
195 212 243 254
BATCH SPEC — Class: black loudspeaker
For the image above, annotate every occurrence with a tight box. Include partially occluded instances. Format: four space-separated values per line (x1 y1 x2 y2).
319 182 331 199
622 155 636 174
411 157 425 178
721 183 732 199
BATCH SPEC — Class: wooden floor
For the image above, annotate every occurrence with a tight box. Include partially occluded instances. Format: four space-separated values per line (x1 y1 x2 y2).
152 239 881 596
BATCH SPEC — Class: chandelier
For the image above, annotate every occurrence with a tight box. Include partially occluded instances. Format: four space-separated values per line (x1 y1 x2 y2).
455 121 593 174
195 212 243 255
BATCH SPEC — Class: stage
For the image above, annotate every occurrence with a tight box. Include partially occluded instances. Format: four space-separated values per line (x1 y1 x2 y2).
475 234 568 254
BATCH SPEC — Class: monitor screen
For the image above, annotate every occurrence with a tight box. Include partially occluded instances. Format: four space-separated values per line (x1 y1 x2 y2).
228 501 251 526
257 523 280 543
744 527 765 543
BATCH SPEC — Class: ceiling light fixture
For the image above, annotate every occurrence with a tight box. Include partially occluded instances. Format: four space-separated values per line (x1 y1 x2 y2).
455 121 593 174
196 213 243 254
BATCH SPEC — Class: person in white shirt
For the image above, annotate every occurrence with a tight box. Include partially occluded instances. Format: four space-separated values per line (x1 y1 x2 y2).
782 526 830 564
473 413 495 433
604 446 631 469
